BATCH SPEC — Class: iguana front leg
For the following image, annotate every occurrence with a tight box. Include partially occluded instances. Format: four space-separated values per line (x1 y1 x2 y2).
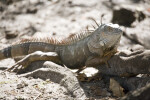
76 49 117 73
85 56 111 67
75 56 110 73
85 48 117 68
7 51 62 73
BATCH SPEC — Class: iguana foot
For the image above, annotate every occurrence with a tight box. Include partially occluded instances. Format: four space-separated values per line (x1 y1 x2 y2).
6 55 31 73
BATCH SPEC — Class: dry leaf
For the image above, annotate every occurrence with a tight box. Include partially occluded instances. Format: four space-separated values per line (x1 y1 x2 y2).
109 78 125 97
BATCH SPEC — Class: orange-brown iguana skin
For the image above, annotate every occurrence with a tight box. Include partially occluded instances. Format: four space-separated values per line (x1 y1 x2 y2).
0 23 122 72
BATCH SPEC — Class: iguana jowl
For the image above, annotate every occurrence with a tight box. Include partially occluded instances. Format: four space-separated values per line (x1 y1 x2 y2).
0 23 122 72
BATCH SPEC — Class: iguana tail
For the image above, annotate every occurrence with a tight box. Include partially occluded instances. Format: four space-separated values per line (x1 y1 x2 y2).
0 42 55 60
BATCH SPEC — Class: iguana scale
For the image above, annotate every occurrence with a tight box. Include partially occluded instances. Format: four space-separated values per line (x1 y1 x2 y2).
0 23 122 72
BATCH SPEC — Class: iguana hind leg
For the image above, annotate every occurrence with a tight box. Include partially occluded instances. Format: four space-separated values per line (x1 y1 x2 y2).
6 51 62 73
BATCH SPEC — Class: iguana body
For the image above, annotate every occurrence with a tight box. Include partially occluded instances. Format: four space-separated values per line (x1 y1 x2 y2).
0 23 122 71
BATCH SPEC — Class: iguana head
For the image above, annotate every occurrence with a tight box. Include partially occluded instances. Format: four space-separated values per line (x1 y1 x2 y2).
88 23 123 55
98 23 122 49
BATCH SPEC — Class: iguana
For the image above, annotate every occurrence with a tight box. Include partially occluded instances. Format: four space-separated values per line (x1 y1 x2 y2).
0 23 122 72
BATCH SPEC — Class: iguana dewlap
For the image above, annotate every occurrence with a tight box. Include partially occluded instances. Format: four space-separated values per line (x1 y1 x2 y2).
0 23 122 71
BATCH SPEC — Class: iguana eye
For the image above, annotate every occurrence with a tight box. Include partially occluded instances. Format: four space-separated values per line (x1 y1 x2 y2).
108 26 113 32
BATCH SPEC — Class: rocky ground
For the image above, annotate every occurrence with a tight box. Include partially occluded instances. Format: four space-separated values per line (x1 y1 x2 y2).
0 0 150 99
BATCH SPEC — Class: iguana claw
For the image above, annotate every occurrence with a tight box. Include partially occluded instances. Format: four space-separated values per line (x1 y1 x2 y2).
6 58 29 73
